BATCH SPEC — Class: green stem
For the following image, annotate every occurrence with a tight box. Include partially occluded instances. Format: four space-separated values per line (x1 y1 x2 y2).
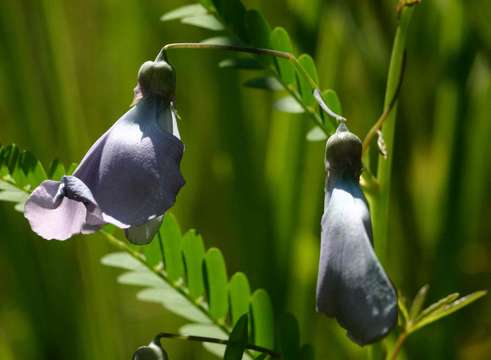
155 332 280 358
369 7 416 264
160 42 333 132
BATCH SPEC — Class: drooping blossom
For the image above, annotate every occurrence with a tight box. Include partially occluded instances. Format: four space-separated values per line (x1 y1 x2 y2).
24 58 185 244
316 123 397 345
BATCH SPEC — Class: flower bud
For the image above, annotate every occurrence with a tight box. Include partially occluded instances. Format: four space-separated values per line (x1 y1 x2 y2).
138 60 176 98
316 123 397 345
132 340 168 360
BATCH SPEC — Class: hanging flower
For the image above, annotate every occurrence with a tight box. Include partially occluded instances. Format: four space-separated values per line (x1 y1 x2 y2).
316 123 397 345
24 58 185 245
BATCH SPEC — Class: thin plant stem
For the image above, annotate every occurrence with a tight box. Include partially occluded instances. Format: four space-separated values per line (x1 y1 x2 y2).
369 6 416 264
160 42 319 90
155 332 280 358
362 53 407 154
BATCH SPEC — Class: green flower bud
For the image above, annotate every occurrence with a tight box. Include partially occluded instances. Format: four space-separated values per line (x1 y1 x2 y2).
138 60 176 98
132 340 168 360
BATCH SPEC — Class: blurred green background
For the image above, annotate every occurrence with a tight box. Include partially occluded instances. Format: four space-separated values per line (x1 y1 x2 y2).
0 0 490 359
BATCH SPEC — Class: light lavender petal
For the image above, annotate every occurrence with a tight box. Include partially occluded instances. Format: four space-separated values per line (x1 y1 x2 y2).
24 180 90 240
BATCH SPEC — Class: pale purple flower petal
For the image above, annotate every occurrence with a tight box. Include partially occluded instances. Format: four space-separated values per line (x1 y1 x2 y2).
24 59 184 244
316 124 397 345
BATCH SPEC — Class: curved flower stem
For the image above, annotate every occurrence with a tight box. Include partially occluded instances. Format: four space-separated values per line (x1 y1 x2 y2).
154 332 281 358
159 42 334 132
160 42 319 89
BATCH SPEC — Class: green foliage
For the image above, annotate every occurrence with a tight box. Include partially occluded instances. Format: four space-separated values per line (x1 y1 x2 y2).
223 314 248 360
390 285 488 358
101 214 311 359
160 2 337 135
0 143 311 358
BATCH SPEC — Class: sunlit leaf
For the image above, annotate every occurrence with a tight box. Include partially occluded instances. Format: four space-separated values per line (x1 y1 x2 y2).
181 14 224 31
0 189 28 202
250 289 274 348
48 159 66 180
321 89 343 115
180 323 227 357
101 252 146 271
228 272 251 325
182 230 206 300
204 248 229 321
117 271 170 289
143 233 163 268
297 54 318 106
161 4 208 22
274 96 304 113
270 27 296 88
160 213 184 282
138 288 211 323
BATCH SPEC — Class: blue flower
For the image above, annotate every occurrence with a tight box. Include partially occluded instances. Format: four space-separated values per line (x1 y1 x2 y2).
24 59 185 244
316 123 397 345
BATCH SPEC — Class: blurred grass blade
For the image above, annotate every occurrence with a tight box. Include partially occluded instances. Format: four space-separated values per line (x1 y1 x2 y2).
299 344 315 360
161 4 208 22
277 313 300 360
243 77 283 91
